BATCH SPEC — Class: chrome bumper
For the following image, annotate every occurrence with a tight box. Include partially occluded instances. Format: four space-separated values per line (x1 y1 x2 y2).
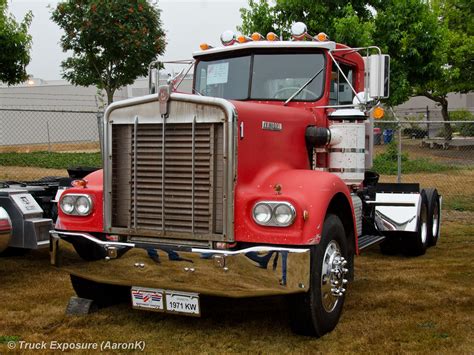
49 231 311 298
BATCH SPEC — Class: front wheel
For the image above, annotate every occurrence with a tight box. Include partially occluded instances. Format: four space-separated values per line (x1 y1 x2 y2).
289 214 350 337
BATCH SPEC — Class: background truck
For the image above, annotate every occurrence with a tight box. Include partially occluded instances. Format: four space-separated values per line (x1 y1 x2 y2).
50 22 441 337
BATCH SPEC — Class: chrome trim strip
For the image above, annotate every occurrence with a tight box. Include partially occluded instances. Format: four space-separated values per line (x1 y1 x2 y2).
133 116 138 229
161 111 166 234
328 168 366 173
191 116 196 236
329 148 365 153
50 230 309 255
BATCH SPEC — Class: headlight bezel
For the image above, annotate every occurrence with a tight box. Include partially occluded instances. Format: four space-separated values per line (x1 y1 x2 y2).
60 194 94 216
252 201 297 227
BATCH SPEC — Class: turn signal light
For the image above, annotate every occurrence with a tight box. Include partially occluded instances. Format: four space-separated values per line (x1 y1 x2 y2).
316 32 329 41
373 106 385 119
251 32 263 41
237 35 251 43
199 43 212 50
71 179 87 188
266 32 278 41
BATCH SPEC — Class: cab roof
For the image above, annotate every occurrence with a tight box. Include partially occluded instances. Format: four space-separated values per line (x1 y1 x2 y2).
193 40 336 58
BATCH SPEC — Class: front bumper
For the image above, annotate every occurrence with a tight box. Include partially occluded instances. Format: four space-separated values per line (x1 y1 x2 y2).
50 231 311 298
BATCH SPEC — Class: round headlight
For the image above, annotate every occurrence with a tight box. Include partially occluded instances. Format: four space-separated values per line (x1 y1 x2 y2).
61 195 76 214
274 203 295 225
75 196 92 215
253 203 272 224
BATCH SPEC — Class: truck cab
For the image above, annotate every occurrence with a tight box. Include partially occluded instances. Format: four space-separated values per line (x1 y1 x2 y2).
50 23 441 337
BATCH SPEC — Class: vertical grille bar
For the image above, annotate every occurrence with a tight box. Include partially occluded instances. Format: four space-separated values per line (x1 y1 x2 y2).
191 116 196 236
161 115 166 234
133 116 138 229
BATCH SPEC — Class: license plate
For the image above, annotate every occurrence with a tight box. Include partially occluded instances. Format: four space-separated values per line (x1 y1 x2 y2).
165 291 200 316
131 287 200 316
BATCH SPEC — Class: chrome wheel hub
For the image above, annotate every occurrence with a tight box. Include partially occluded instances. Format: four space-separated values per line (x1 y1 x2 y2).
432 202 439 237
320 240 349 312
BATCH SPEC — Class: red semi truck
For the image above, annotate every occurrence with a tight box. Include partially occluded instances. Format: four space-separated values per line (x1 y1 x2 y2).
50 23 441 337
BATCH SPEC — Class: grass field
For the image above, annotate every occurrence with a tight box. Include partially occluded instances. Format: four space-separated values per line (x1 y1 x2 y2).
0 213 472 354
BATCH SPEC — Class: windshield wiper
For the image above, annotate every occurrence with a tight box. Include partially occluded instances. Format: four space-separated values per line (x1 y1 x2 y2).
284 67 324 106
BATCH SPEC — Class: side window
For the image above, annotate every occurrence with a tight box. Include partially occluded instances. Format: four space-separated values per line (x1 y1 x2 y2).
329 63 355 105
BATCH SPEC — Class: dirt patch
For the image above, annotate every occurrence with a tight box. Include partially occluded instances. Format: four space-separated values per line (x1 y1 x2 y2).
0 166 68 181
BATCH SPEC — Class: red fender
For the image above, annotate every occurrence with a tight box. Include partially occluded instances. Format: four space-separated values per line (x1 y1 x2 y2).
56 169 104 233
234 169 357 247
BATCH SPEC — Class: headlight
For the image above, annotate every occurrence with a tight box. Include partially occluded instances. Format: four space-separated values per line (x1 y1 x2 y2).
61 195 76 214
252 201 296 227
60 194 93 216
274 203 294 225
76 196 92 215
253 203 272 224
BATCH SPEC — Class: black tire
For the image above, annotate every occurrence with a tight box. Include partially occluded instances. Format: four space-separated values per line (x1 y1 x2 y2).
288 214 350 337
379 236 401 255
424 188 441 246
402 190 429 256
70 275 130 307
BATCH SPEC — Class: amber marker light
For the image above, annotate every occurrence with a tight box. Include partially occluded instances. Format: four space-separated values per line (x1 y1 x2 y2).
251 32 263 41
71 179 88 188
316 32 329 41
373 106 385 119
199 43 212 50
266 32 278 41
237 35 251 43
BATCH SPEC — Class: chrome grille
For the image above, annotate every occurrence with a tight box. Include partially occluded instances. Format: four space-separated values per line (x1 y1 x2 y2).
111 121 225 239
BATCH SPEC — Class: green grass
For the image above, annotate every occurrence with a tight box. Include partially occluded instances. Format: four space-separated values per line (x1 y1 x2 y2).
0 152 101 170
373 155 456 175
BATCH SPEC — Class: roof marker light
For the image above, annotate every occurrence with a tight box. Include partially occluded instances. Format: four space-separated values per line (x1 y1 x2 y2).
237 35 252 43
251 32 264 41
266 32 279 41
199 43 213 50
220 30 236 46
316 32 329 42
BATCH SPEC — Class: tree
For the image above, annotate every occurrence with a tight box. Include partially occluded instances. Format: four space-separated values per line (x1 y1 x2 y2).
373 0 444 107
51 0 166 105
239 0 381 47
0 0 33 85
414 0 474 138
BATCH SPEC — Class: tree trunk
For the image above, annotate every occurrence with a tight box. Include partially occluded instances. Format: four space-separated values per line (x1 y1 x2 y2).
440 99 452 141
105 88 115 106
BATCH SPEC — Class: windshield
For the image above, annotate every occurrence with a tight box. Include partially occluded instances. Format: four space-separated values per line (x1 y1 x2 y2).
194 52 325 101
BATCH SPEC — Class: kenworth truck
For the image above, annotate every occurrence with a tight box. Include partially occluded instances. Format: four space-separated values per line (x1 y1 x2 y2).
50 23 441 337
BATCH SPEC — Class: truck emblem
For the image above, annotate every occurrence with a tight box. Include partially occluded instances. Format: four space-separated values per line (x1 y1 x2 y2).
262 121 282 131
158 85 170 116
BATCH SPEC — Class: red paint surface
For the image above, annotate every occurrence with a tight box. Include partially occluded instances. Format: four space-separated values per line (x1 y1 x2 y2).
58 46 364 249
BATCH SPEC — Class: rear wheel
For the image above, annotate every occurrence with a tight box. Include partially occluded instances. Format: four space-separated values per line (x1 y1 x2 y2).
424 188 441 246
70 275 130 307
403 190 429 256
289 214 350 337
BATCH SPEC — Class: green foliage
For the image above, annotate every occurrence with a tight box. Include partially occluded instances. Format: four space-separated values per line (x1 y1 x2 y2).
51 0 166 104
450 109 474 136
0 152 101 169
374 0 444 106
0 0 33 85
239 0 378 47
373 140 456 174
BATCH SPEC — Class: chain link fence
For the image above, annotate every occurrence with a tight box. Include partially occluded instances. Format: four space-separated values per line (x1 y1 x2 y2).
0 108 101 181
375 117 474 213
0 107 472 213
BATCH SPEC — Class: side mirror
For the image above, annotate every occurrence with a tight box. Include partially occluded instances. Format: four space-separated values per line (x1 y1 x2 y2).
366 54 390 99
